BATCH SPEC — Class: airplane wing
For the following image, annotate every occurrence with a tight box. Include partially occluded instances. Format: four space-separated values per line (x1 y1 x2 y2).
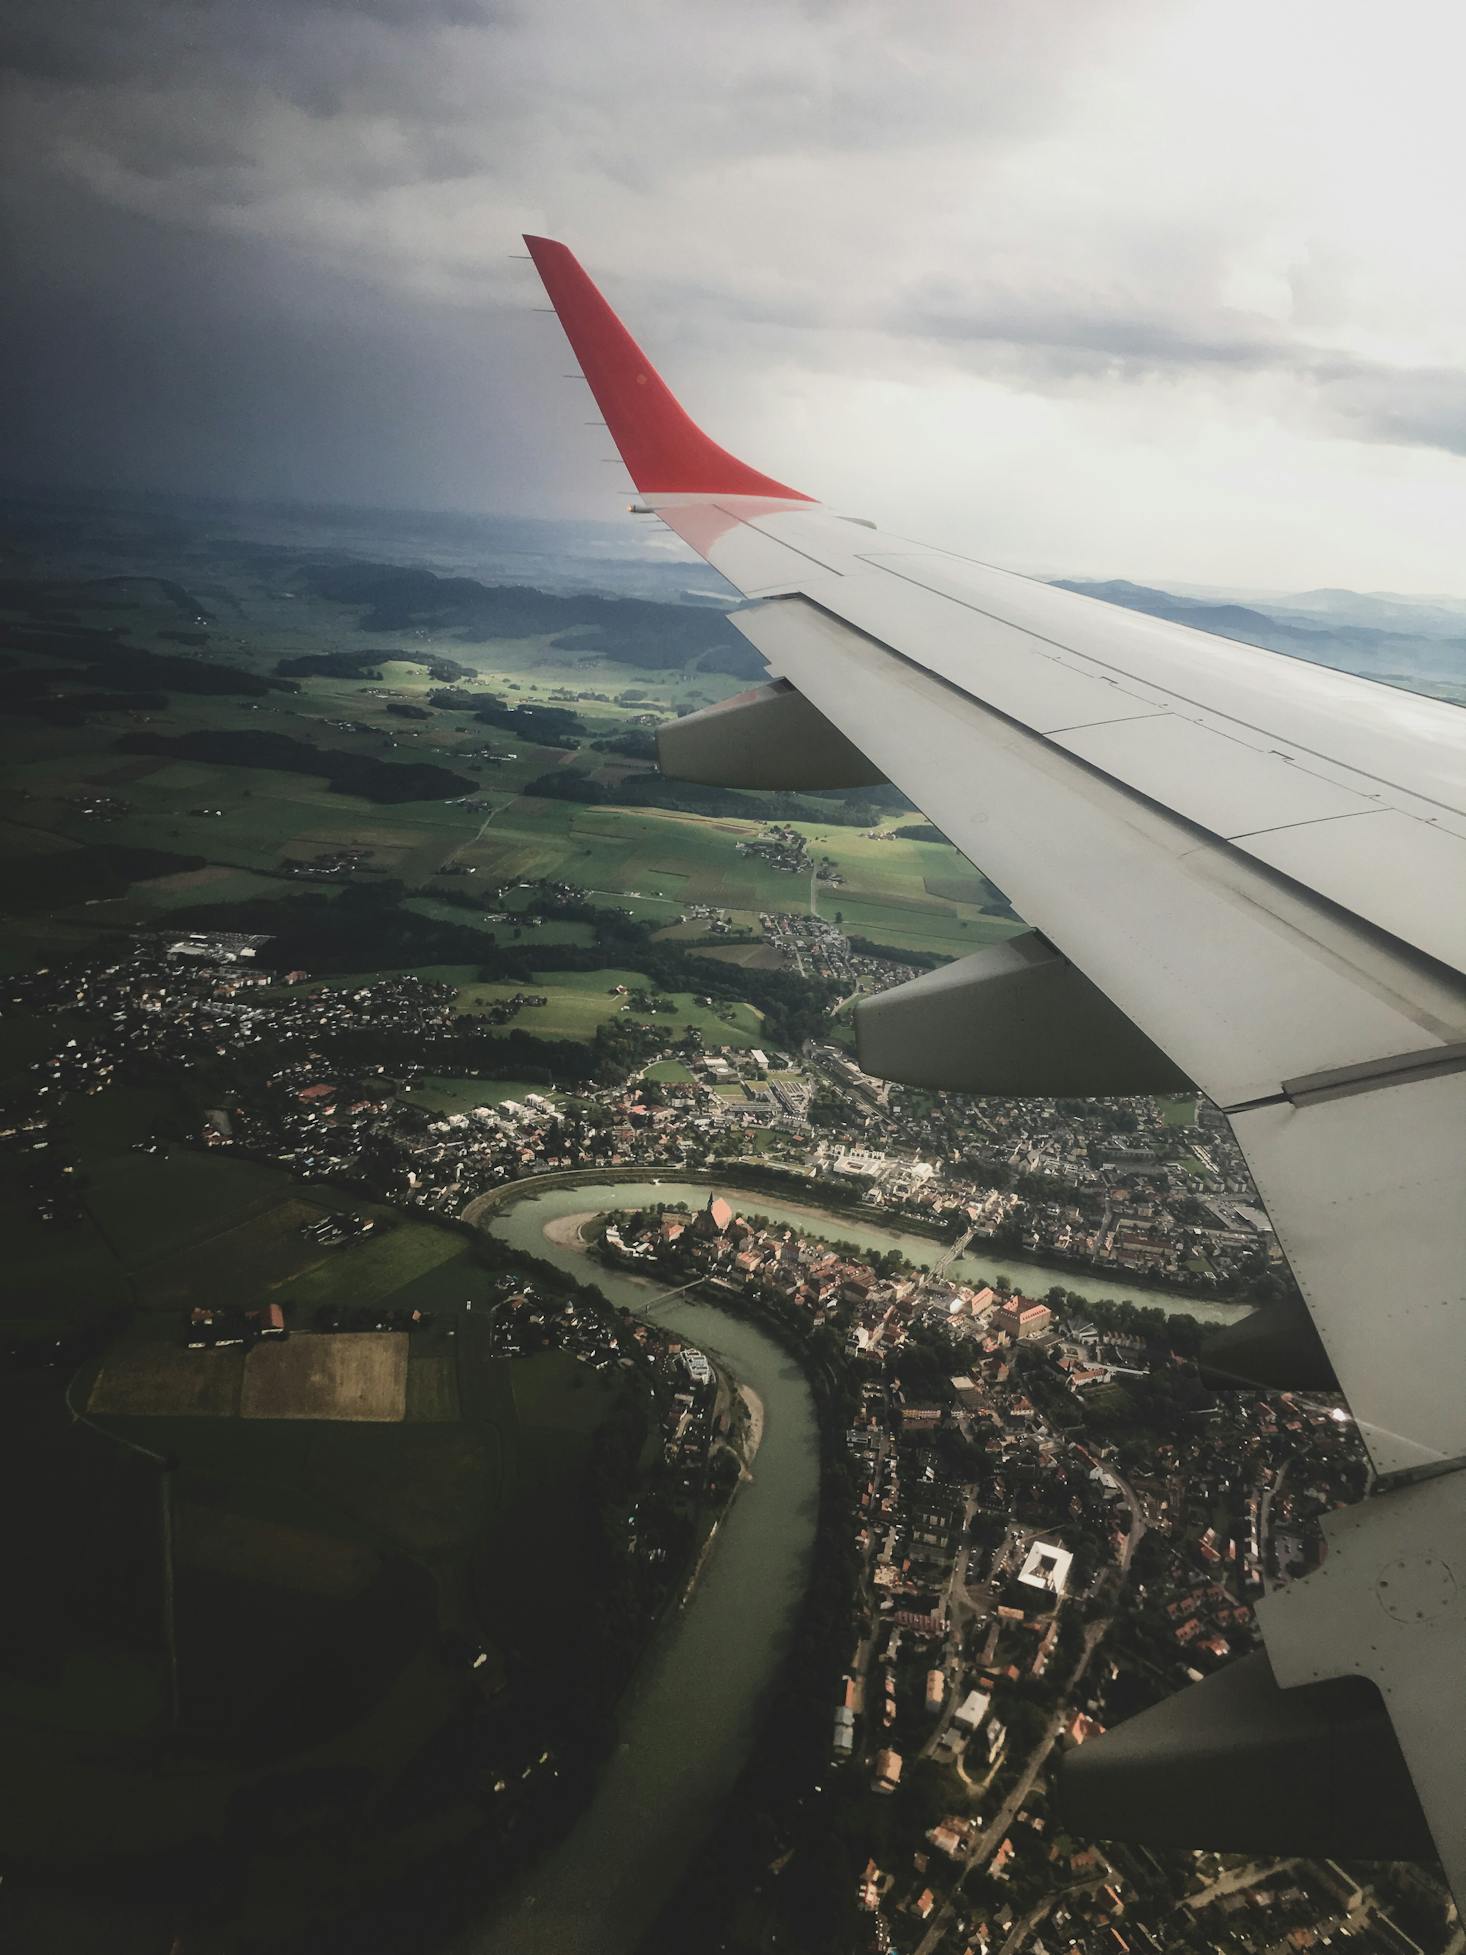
523 235 1466 1897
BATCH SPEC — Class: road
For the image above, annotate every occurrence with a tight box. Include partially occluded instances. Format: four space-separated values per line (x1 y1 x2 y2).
996 1874 1109 1955
1182 1858 1291 1910
65 1362 179 1725
850 1402 893 1758
913 1466 1145 1955
941 1493 981 1628
1093 1456 1146 1569
65 1362 168 1467
1258 1445 1311 1595
584 887 682 908
914 1615 1114 1955
440 795 507 870
919 1490 982 1761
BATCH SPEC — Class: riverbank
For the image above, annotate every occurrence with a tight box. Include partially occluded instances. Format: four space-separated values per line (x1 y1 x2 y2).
738 1385 765 1468
466 1184 821 1955
542 1208 597 1251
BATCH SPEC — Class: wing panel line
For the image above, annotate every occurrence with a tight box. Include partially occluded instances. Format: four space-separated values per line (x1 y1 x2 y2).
845 551 1466 820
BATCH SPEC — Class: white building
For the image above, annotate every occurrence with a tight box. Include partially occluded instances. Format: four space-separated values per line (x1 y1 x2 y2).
953 1689 991 1732
1017 1539 1074 1597
834 1146 888 1179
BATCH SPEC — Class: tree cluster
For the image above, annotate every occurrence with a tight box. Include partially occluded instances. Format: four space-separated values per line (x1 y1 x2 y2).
275 647 471 683
115 728 476 804
522 767 914 829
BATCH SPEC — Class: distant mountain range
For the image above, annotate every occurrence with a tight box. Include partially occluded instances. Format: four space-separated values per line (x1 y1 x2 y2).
5 486 1461 706
1051 578 1466 704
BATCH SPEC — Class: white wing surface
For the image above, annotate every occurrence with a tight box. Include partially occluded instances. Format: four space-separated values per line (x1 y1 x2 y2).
524 236 1466 1897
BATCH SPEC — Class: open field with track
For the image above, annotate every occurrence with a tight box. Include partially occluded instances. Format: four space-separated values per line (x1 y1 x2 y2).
240 1332 409 1421
89 1345 245 1418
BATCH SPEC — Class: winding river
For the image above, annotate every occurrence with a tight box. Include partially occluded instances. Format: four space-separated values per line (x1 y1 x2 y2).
467 1175 1253 1952
470 1183 820 1954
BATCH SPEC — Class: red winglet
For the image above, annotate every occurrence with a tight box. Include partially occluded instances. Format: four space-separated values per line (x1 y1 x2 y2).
524 235 811 501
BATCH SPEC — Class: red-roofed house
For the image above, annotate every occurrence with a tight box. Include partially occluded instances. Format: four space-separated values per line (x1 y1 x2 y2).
691 1194 734 1240
998 1298 1052 1341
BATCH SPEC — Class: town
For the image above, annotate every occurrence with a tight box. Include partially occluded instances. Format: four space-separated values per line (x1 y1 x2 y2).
602 1190 1443 1955
2 924 1285 1307
1 928 1455 1955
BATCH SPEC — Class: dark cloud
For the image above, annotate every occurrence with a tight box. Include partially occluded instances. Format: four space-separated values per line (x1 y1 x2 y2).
897 288 1291 377
3 0 1465 547
0 0 492 92
1303 358 1466 460
3 0 1125 504
0 176 581 510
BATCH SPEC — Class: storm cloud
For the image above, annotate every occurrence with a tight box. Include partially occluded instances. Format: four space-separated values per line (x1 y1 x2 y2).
4 0 1466 586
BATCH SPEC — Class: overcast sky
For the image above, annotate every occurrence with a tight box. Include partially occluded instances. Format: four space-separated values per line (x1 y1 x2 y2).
5 0 1466 590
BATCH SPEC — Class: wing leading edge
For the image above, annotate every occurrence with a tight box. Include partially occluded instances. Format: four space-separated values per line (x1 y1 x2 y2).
525 236 1466 1900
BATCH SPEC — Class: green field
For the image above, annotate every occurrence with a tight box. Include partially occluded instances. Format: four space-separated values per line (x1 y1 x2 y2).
2 1111 488 1339
405 1074 561 1114
280 1221 475 1315
2 1316 632 1938
3 725 1012 957
403 894 596 946
4 772 1008 969
0 537 1014 964
450 964 764 1045
443 798 1018 955
689 939 787 970
297 958 762 1046
643 1059 695 1084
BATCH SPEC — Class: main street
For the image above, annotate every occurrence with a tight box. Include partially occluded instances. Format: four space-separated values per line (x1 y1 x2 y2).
1258 1436 1322 1595
912 1460 1145 1955
913 1616 1115 1955
850 1395 893 1760
995 1873 1110 1955
920 1489 983 1762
